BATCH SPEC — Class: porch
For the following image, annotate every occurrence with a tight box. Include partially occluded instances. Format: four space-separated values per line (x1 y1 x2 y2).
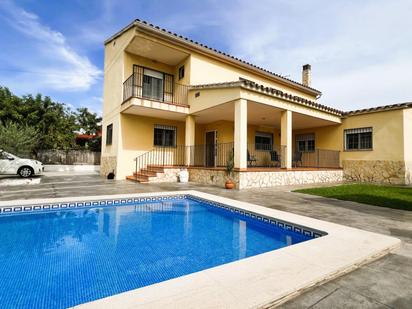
126 143 342 189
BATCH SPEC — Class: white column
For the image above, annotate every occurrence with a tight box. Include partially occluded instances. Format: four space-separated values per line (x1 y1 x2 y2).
234 99 248 169
185 115 195 166
281 110 292 169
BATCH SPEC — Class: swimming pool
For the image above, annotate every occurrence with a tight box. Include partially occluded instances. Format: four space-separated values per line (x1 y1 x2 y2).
0 193 322 308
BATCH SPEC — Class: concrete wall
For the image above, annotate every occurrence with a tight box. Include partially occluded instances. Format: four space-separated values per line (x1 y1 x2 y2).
37 150 100 165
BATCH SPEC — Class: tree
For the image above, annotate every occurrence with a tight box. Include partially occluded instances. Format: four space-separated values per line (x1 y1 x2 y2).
0 121 39 157
0 86 102 151
76 107 102 134
0 86 78 150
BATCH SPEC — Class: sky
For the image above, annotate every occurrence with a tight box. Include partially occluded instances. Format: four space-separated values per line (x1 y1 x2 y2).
0 0 411 114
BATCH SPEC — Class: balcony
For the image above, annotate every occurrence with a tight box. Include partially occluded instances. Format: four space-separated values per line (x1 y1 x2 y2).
123 69 189 106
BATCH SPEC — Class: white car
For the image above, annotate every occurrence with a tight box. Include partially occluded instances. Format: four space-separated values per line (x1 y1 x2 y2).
0 150 44 178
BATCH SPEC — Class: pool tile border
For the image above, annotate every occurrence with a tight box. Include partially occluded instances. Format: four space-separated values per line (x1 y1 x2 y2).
187 195 326 238
0 193 325 239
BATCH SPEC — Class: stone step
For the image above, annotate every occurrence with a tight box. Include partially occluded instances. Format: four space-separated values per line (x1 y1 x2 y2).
133 169 158 177
146 165 165 173
126 175 149 183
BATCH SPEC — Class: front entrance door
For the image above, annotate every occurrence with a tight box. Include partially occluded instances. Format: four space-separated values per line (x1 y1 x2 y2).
205 131 216 167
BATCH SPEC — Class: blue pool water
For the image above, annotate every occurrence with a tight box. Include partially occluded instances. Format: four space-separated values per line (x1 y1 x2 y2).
0 197 313 308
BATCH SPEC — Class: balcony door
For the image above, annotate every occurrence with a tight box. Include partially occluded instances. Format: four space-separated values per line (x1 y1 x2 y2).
205 131 216 167
142 68 164 101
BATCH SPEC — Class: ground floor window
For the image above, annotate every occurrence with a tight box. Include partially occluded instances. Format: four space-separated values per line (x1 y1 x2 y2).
344 127 372 150
255 132 273 150
296 133 315 152
106 124 113 145
154 125 177 147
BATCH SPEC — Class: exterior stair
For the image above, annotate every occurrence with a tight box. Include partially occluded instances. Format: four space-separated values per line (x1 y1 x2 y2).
126 165 165 183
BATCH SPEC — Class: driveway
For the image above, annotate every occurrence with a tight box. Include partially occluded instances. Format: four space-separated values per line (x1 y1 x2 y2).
1 174 411 308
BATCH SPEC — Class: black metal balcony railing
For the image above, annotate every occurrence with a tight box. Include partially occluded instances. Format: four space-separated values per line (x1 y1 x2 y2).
133 143 341 179
123 72 189 105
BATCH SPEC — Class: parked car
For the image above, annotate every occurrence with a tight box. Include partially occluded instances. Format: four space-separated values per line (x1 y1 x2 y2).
0 150 43 178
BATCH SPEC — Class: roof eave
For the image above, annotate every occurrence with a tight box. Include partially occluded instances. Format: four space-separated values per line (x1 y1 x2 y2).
104 21 136 45
342 102 412 117
191 80 342 117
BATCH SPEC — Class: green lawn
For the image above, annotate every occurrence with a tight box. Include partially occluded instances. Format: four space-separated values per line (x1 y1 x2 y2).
294 184 412 211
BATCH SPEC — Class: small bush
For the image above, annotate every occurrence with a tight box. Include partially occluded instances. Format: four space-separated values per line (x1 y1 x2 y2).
0 121 39 157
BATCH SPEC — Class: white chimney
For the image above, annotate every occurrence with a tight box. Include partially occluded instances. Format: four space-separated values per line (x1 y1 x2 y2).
302 64 311 87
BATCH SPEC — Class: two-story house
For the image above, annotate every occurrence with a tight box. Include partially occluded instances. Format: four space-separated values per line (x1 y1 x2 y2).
101 19 412 188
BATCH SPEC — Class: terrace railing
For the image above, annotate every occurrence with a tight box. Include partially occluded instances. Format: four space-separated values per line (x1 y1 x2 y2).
133 143 341 179
299 149 340 168
123 72 189 106
187 142 234 168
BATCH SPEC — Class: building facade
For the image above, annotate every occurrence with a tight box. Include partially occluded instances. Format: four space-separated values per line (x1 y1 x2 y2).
101 19 411 187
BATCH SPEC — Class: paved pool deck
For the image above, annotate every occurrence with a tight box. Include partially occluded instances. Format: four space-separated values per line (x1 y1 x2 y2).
1 174 411 308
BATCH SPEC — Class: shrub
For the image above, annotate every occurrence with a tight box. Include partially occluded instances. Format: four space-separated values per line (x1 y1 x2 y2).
0 121 39 157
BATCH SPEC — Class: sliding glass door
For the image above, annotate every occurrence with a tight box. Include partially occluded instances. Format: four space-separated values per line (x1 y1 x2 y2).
142 68 164 101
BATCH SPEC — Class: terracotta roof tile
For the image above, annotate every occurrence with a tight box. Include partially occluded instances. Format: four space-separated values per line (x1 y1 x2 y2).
191 79 343 116
343 102 412 116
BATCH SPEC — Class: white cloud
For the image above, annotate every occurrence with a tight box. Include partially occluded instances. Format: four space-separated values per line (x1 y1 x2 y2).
210 0 412 110
0 0 101 92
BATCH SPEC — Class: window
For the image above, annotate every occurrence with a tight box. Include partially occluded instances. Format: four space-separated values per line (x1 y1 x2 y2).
142 68 164 101
344 127 372 150
106 124 113 145
154 125 176 147
296 133 315 152
178 65 185 80
132 65 174 102
255 132 273 150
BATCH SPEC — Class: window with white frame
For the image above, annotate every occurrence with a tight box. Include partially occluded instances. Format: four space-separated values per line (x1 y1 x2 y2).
255 132 273 150
296 133 315 152
344 127 372 150
154 125 176 147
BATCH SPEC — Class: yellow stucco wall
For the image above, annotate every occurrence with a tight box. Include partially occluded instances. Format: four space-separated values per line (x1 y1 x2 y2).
115 114 185 179
123 53 175 79
403 109 412 183
194 120 280 147
102 27 135 160
188 88 240 113
189 52 316 100
294 109 406 161
403 109 412 161
340 109 405 161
